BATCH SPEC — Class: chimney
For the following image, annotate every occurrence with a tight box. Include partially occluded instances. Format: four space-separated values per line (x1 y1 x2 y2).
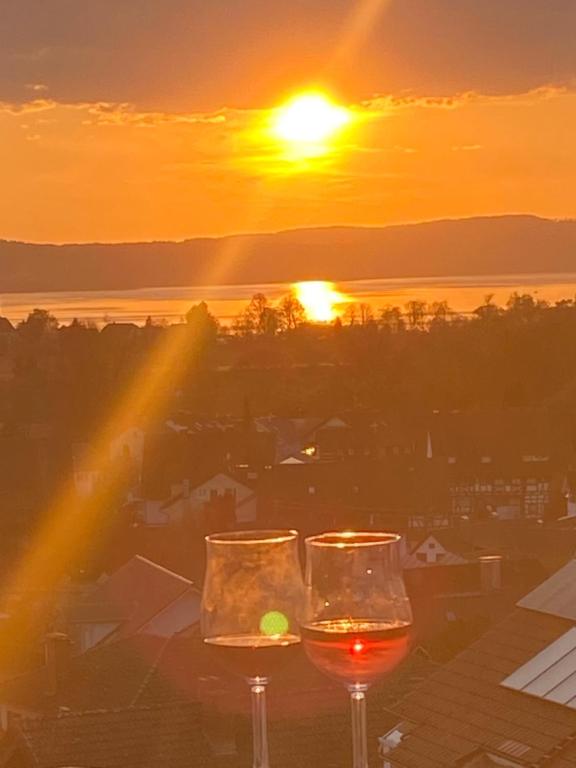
44 632 72 696
479 555 503 592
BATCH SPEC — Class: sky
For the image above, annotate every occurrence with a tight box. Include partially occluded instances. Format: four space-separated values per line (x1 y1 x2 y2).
1 0 575 243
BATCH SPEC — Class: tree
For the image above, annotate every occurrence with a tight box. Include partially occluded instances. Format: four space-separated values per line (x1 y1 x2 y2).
474 293 502 321
185 302 219 342
380 306 405 333
428 300 452 328
343 304 358 326
358 303 375 326
18 309 59 338
405 300 426 330
234 294 279 336
277 293 306 331
260 306 280 336
506 292 548 321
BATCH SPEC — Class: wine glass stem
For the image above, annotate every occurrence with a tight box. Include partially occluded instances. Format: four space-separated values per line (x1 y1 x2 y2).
249 677 270 768
349 684 369 768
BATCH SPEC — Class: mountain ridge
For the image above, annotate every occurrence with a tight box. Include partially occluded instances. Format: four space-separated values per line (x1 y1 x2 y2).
2 215 576 293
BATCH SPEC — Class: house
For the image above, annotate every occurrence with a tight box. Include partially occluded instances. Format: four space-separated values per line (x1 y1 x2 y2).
65 555 199 652
256 412 421 465
260 458 451 534
143 416 275 499
136 473 258 529
405 530 476 567
72 427 144 500
381 557 576 766
428 409 574 521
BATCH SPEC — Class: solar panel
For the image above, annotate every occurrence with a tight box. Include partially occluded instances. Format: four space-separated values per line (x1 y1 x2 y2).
502 627 576 708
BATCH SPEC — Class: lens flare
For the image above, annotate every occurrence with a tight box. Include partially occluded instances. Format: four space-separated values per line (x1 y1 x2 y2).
260 611 290 637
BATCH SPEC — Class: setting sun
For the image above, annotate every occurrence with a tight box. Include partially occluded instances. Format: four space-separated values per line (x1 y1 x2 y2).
294 281 347 322
272 93 351 158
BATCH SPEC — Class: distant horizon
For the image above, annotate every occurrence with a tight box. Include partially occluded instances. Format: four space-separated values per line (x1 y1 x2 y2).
2 212 574 248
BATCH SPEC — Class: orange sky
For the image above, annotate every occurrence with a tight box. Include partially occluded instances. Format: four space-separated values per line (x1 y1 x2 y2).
1 0 575 243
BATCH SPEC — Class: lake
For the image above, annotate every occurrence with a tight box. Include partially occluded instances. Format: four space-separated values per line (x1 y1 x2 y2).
2 272 576 326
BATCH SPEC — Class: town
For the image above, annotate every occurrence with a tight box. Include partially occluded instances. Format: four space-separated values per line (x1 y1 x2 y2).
0 293 576 765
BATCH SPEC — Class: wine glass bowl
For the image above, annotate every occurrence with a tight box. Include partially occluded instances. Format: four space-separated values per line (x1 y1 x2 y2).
303 532 412 689
202 530 304 681
303 531 413 768
201 529 305 768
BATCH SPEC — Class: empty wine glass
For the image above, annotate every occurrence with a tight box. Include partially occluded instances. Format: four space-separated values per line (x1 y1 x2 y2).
303 532 413 768
201 530 305 768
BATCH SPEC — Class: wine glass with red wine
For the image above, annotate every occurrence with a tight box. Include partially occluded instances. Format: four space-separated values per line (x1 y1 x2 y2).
303 532 413 768
201 530 304 768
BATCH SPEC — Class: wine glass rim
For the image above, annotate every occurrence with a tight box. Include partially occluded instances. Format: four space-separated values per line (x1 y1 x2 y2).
305 531 401 547
206 529 299 544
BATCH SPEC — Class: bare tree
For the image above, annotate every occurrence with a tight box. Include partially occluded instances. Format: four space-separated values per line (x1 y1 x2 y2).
277 293 306 331
405 300 426 330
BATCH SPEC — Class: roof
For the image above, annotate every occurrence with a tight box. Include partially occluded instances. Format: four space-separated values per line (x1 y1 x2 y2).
517 558 576 621
0 317 14 333
0 628 434 723
13 702 210 768
68 556 194 644
386 608 576 767
385 560 576 766
6 655 435 768
137 587 201 638
411 529 485 559
0 634 168 713
502 626 576 708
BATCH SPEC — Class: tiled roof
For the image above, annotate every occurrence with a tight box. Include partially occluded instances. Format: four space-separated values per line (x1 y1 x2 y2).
385 608 576 767
0 634 168 713
14 703 211 768
8 662 432 768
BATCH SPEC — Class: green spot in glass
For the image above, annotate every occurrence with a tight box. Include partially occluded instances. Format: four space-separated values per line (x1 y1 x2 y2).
260 611 289 636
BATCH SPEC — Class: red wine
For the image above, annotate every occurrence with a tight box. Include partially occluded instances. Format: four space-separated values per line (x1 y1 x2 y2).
204 634 301 679
302 619 411 685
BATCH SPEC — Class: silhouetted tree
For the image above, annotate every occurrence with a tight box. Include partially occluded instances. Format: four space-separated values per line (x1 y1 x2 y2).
185 302 219 341
474 293 502 321
277 293 306 331
405 300 426 330
18 309 59 339
380 306 405 333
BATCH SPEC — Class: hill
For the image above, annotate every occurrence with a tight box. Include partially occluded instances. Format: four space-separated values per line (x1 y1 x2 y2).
1 215 575 293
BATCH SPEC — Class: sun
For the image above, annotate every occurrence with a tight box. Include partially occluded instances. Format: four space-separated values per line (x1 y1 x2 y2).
294 281 347 323
272 93 351 158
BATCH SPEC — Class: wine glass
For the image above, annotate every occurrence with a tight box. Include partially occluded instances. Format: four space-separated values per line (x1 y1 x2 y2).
201 530 305 768
303 532 413 768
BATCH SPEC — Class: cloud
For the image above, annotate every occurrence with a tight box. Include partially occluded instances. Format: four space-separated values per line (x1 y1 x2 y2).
0 99 56 115
83 103 228 128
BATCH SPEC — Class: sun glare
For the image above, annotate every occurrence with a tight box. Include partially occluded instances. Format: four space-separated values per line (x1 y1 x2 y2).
295 281 347 322
272 93 351 159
